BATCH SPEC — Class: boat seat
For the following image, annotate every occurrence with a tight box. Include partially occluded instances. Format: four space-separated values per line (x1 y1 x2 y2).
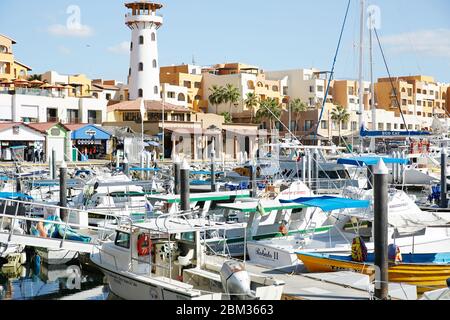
183 268 222 283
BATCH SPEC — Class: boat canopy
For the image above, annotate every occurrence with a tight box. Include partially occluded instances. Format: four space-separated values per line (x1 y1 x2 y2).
217 201 307 213
0 192 33 200
337 157 410 167
280 196 370 212
129 167 161 172
147 190 250 204
191 170 224 175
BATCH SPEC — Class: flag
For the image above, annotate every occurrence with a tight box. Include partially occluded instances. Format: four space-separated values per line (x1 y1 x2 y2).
140 99 146 119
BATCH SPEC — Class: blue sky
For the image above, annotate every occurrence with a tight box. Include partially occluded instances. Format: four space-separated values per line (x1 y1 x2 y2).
1 0 449 83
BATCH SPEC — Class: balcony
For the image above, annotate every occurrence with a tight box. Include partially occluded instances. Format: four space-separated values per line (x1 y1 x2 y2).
125 13 163 26
47 116 59 123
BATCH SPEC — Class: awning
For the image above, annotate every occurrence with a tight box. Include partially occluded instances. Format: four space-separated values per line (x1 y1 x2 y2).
0 192 33 201
337 157 410 167
280 196 370 212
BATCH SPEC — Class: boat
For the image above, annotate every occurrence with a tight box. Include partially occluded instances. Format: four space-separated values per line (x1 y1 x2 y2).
90 213 285 300
297 252 450 293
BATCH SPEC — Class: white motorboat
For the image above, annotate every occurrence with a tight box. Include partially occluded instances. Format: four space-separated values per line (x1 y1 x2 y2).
246 185 450 269
90 214 285 300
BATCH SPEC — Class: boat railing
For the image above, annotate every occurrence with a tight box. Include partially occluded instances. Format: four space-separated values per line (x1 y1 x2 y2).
0 197 122 250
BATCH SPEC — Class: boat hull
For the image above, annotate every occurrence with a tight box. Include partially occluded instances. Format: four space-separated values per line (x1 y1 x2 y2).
35 248 79 265
297 253 450 293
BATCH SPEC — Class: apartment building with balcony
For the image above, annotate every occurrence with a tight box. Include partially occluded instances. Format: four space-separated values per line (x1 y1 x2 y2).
42 71 93 98
0 34 32 82
202 63 288 123
160 64 206 111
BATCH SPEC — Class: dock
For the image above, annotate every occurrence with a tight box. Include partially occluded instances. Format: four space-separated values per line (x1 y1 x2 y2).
243 263 417 300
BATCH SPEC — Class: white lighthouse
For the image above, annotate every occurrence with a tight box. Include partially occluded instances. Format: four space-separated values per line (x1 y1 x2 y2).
125 1 163 101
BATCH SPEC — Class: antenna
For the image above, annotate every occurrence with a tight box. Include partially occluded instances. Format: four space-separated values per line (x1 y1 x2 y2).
192 55 196 65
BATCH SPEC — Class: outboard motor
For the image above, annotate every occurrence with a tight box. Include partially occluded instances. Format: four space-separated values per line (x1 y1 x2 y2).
220 261 254 300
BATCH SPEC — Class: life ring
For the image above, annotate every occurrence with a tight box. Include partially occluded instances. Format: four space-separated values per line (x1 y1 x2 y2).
279 224 289 236
137 233 151 257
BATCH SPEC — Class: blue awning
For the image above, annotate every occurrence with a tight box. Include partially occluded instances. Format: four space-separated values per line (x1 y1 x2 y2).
280 196 370 212
337 157 410 167
72 125 111 140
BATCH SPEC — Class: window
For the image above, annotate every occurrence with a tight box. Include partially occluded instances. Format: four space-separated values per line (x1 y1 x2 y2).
167 91 175 99
304 120 314 131
408 88 412 96
272 85 279 92
417 100 422 106
115 232 130 249
105 93 111 100
283 86 288 96
309 86 314 93
138 89 143 98
417 89 422 94
378 123 384 131
321 121 328 129
342 122 348 130
152 60 157 68
400 124 405 130
317 86 324 92
129 68 131 76
290 121 297 131
172 113 185 121
47 108 58 122
194 82 201 89
394 124 398 130
178 93 186 101
408 124 413 130
67 109 79 124
139 62 144 71
351 121 358 131
386 123 392 130
247 81 255 90
123 112 141 122
154 86 158 95
151 33 156 41
402 99 407 106
348 87 355 95
0 45 7 53
88 110 100 124
139 36 144 45
184 81 192 88
130 42 133 51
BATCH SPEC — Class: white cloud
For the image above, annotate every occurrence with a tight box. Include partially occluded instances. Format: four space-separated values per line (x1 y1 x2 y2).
58 46 71 55
381 29 450 58
48 23 94 37
107 41 130 55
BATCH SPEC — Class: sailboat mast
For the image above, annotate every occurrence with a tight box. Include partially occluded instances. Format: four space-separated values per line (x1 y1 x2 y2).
370 27 376 131
358 0 365 152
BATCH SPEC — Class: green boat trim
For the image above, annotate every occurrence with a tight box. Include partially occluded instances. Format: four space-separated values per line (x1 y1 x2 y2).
206 225 334 245
217 202 307 213
147 192 250 204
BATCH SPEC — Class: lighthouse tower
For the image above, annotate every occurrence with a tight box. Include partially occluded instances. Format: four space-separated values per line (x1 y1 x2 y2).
125 1 163 101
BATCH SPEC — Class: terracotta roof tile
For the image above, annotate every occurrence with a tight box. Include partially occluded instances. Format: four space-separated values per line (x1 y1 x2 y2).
108 99 192 113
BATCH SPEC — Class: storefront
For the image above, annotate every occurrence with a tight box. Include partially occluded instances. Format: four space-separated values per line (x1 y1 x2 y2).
69 124 112 160
0 123 45 161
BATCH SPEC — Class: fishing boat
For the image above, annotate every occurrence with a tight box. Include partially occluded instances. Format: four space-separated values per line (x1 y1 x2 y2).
90 213 285 300
297 252 450 293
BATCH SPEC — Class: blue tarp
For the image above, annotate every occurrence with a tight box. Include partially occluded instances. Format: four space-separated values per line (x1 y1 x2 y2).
71 125 111 140
0 192 33 200
280 196 370 212
337 157 410 167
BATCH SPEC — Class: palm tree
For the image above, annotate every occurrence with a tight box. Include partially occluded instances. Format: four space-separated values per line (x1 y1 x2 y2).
223 84 241 116
220 112 233 124
290 98 308 132
28 74 42 81
244 92 259 123
256 98 282 131
331 105 350 145
208 85 225 114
